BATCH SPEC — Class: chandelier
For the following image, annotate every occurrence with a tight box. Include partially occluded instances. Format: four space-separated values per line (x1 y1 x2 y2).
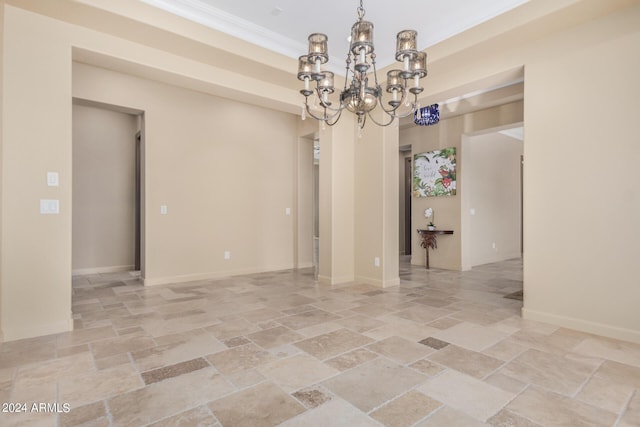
297 0 427 129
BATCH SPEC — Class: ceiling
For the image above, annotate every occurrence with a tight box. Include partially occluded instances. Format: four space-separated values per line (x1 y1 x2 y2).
140 0 530 72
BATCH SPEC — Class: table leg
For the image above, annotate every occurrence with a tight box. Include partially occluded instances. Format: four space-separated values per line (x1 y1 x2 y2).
425 246 430 269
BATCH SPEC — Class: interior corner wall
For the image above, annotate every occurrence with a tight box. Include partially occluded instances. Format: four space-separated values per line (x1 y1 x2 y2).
72 104 138 274
400 101 524 270
522 6 640 342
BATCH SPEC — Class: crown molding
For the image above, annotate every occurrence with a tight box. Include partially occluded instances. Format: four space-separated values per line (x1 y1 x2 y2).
139 0 349 74
140 0 304 55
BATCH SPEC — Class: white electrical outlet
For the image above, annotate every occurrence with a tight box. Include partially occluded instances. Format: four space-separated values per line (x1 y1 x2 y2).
224 251 231 260
374 257 380 267
160 205 168 215
492 242 496 249
285 207 291 216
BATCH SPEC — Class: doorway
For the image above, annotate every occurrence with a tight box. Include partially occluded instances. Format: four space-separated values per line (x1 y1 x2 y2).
404 157 412 255
462 125 524 268
72 100 144 277
135 131 142 271
399 145 412 256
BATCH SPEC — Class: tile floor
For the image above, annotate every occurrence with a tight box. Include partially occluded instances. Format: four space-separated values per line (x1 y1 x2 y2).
1 257 639 426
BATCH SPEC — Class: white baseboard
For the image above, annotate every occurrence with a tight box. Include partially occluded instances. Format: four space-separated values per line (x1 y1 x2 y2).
355 275 400 288
296 262 314 269
522 307 640 344
143 264 294 286
72 265 135 276
2 318 73 342
317 275 354 286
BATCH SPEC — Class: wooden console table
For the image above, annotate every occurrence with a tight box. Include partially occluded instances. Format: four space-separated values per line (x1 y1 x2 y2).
417 229 454 269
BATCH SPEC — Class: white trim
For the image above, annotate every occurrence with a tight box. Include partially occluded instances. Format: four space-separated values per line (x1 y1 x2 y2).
140 0 304 59
355 275 400 288
522 308 640 345
419 1 529 49
139 0 346 73
72 265 135 276
317 275 354 286
143 264 295 286
296 262 314 269
2 318 73 342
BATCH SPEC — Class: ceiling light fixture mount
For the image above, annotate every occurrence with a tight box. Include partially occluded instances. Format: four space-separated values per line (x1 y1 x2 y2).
298 0 427 129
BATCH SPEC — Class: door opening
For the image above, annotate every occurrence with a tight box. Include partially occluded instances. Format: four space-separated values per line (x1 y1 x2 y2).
135 131 142 271
404 157 412 255
72 100 143 278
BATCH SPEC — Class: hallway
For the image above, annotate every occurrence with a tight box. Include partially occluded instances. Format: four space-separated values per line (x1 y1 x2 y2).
1 260 638 426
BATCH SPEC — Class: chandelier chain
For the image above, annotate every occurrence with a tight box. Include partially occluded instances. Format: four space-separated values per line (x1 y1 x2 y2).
357 0 365 20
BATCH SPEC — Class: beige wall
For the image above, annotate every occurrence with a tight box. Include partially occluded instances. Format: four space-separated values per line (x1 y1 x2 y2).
73 62 298 284
296 135 314 269
355 115 400 287
2 5 74 340
318 116 356 284
466 132 523 267
0 0 4 340
521 9 640 341
401 101 524 269
72 104 138 273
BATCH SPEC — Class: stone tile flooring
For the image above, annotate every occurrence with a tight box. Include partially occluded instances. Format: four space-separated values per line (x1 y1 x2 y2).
1 258 640 426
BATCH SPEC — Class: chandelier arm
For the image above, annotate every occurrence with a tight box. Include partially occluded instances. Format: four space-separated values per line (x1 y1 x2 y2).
366 110 396 127
325 109 343 126
383 103 421 119
391 106 420 119
381 76 416 110
314 87 344 113
378 90 420 118
304 102 342 123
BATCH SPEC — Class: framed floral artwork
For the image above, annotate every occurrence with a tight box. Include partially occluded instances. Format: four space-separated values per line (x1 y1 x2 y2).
413 147 457 197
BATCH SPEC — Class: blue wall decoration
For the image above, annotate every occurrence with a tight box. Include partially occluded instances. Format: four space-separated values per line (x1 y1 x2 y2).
414 104 440 126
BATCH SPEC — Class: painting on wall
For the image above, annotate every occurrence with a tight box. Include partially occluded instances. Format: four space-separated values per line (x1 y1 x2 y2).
413 147 457 197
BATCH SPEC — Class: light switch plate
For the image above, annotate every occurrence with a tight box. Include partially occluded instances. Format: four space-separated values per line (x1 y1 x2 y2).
160 205 168 215
47 172 59 187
